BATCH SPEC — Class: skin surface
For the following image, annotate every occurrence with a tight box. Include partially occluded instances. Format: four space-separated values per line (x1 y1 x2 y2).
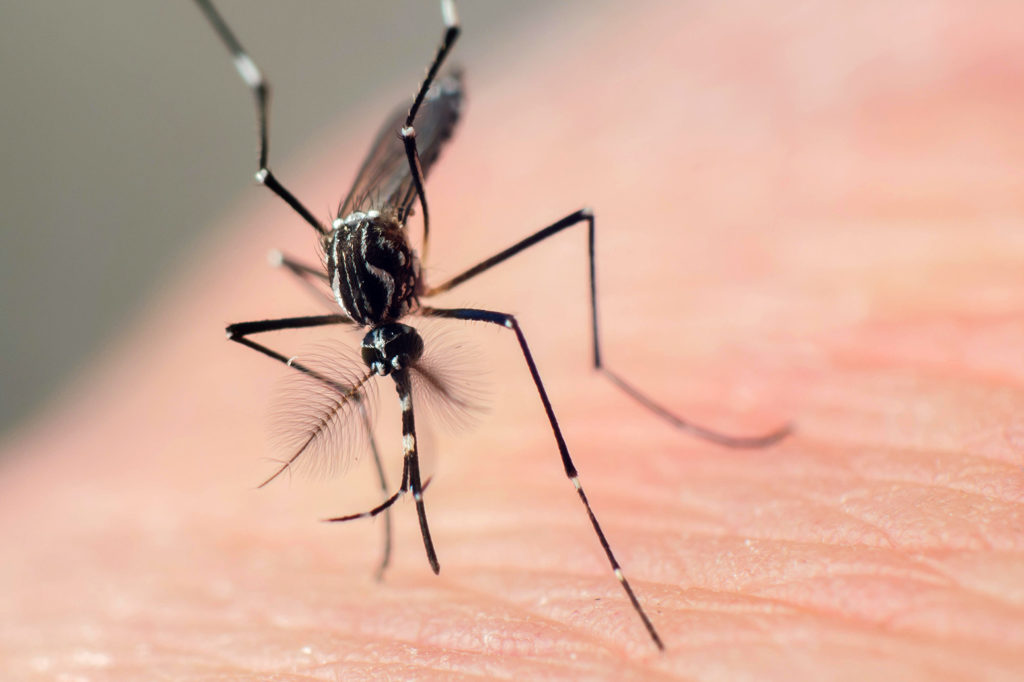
2 1 1024 679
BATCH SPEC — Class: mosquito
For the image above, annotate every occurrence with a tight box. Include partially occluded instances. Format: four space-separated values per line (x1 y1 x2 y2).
194 0 790 651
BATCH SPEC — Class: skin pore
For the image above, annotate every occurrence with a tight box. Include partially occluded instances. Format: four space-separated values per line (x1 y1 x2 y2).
2 0 1023 679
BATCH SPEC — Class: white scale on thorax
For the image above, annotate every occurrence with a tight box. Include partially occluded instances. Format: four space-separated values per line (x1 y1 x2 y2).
362 228 397 311
330 210 381 317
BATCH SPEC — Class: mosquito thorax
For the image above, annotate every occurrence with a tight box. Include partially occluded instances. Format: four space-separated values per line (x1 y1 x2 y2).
361 323 424 376
326 210 419 326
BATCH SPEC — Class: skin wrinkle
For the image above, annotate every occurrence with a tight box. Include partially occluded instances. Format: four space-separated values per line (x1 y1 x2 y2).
452 575 685 656
756 571 1019 633
677 448 1022 504
442 468 1006 569
435 584 615 655
326 597 624 673
263 613 612 679
443 524 968 625
585 451 1019 551
913 551 1024 604
832 485 1012 550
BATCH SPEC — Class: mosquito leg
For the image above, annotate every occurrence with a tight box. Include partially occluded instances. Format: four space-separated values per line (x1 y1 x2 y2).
423 210 591 297
358 402 393 581
241 292 397 573
407 1 461 128
226 312 396 571
226 314 353 388
423 209 791 447
268 249 328 283
225 314 374 486
401 0 461 264
325 459 410 523
421 305 664 650
267 249 337 311
323 465 434 524
394 369 440 574
400 131 431 263
193 0 327 236
322 368 440 575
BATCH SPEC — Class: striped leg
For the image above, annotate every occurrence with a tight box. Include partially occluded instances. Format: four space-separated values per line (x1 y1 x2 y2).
358 402 393 581
394 369 440 573
421 306 664 650
424 209 791 447
269 249 328 283
400 0 461 265
226 314 366 490
327 368 440 575
268 249 338 312
323 466 435 523
193 0 327 236
226 313 397 579
226 314 353 395
325 460 410 523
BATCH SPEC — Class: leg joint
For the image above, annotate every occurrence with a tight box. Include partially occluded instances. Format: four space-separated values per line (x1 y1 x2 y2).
441 0 459 29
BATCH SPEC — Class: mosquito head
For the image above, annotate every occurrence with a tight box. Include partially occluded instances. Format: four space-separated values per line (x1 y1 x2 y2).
327 211 419 326
361 323 424 376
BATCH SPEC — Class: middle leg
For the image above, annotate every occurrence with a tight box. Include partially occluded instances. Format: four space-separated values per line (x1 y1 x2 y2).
422 209 790 447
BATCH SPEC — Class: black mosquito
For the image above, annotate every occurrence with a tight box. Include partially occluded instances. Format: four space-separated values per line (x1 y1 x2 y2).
194 0 790 651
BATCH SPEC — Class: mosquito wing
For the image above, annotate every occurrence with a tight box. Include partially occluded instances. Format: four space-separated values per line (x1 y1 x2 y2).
338 71 463 222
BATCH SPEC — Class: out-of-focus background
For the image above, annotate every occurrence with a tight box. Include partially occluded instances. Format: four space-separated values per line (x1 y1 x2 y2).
0 0 572 436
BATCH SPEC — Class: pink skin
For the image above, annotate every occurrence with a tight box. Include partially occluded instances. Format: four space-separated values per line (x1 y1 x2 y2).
3 0 1024 679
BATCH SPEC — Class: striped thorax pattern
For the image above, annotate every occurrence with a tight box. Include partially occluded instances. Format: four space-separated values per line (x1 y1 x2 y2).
327 210 420 326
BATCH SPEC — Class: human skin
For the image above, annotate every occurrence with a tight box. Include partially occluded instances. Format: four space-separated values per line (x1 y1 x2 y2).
2 0 1024 679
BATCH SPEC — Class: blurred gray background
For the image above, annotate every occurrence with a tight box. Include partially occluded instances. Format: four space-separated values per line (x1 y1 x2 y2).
0 1 566 436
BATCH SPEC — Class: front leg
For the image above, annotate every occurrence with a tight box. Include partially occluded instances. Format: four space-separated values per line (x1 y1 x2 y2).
420 305 663 650
226 313 395 579
226 314 351 391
